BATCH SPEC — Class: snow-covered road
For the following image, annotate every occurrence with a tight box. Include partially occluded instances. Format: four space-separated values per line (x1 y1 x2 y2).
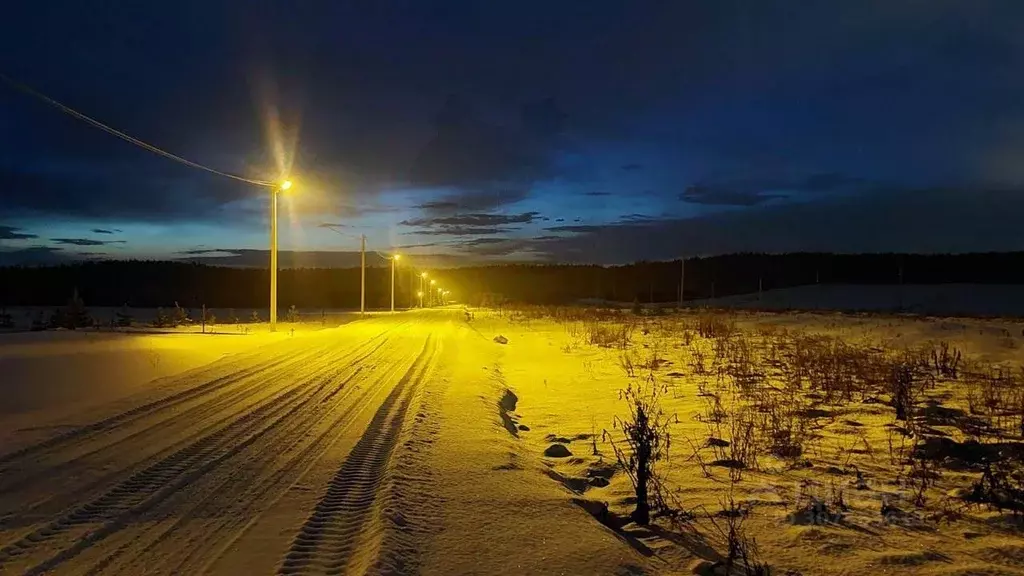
0 310 654 576
0 312 451 575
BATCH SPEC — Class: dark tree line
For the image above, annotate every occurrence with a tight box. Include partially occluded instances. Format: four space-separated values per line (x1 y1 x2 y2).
2 252 1024 308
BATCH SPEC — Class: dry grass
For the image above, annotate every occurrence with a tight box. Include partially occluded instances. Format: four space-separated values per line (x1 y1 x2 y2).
496 305 1024 574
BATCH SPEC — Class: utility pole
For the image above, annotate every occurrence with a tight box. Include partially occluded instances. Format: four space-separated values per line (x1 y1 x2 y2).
270 188 279 331
679 258 685 307
360 234 366 316
390 256 396 313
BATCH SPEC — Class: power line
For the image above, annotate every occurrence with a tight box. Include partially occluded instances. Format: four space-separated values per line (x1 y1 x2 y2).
0 72 274 187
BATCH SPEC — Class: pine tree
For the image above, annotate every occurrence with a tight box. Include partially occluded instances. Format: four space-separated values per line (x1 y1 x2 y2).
51 288 92 329
115 304 133 327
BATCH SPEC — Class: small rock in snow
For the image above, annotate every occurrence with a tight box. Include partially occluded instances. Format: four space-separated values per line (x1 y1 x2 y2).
543 443 573 458
493 335 509 344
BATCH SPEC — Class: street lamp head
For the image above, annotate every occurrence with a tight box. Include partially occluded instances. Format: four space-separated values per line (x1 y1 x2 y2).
279 180 293 191
421 272 427 278
430 279 436 285
393 254 401 261
417 291 423 297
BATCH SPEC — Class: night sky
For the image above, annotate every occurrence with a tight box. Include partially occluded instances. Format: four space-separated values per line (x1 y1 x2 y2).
3 1 1024 267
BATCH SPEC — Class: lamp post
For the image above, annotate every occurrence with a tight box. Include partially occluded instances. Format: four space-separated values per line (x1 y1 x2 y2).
420 272 428 307
417 290 424 308
390 254 400 312
429 279 436 307
270 179 292 332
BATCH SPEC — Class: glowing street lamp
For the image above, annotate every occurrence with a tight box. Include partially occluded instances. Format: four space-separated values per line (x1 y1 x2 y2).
270 179 293 331
390 254 401 313
429 279 437 307
417 290 424 308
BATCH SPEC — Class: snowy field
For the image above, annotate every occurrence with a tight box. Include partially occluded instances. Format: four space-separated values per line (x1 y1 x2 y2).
0 307 1022 574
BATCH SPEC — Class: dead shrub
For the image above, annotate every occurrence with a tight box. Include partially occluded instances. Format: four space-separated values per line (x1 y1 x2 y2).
967 456 1024 517
604 374 674 525
930 341 962 379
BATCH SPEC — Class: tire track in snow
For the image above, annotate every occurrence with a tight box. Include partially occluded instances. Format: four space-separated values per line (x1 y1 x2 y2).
0 330 397 575
0 342 333 501
369 335 448 576
0 339 314 465
0 322 405 525
278 334 439 575
86 332 424 575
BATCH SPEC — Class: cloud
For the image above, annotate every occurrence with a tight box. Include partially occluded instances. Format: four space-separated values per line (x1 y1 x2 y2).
545 224 604 233
400 211 540 238
90 228 121 234
413 189 531 215
51 238 126 246
0 225 37 240
400 212 539 228
178 248 234 255
620 213 655 221
412 227 515 236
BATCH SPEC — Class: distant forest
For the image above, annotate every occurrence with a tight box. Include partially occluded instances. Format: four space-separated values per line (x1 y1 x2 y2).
3 252 1024 309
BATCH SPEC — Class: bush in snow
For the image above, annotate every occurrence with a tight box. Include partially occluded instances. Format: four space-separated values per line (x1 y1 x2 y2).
172 302 190 326
0 307 13 329
603 373 674 525
286 304 299 323
153 307 172 327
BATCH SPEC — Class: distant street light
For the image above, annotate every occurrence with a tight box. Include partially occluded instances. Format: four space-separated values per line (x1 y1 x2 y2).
390 254 401 313
429 279 437 307
417 290 424 308
270 179 293 331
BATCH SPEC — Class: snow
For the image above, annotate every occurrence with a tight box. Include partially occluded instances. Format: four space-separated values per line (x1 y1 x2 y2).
0 307 1022 575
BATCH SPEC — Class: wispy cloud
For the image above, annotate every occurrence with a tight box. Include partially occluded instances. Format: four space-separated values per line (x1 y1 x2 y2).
51 238 127 246
400 212 540 228
0 225 37 240
411 227 515 236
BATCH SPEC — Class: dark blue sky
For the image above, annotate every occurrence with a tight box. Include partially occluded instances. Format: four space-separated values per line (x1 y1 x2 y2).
3 1 1024 266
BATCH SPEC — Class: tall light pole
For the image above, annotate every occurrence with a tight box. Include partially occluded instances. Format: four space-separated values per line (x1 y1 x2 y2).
270 179 292 332
390 254 400 312
360 234 366 316
429 279 436 307
420 272 428 307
